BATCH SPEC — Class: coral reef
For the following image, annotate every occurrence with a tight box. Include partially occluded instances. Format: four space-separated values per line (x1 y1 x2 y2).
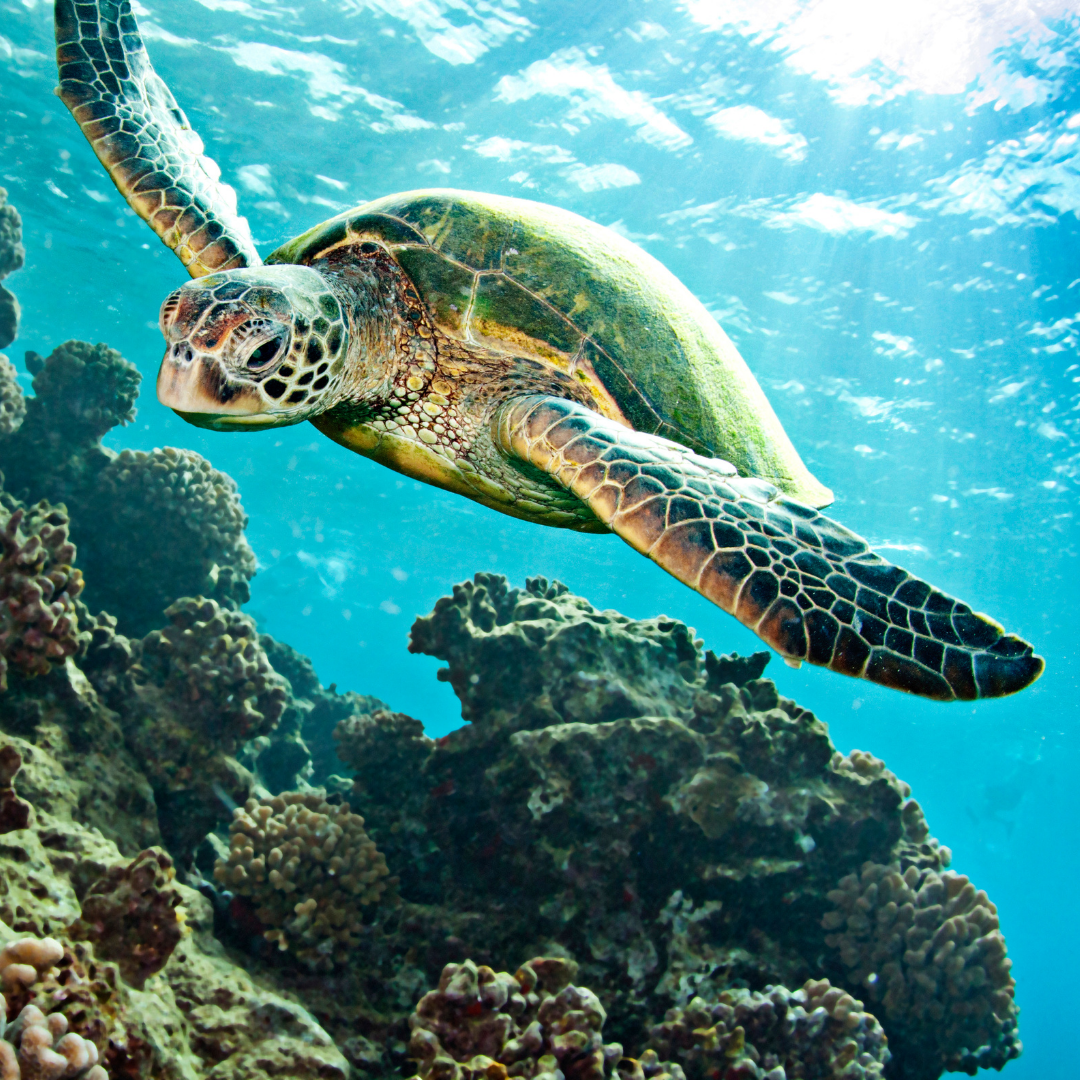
0 344 255 636
647 979 890 1080
408 957 622 1080
70 848 185 990
0 358 25 438
0 724 349 1079
127 597 288 857
85 449 255 634
0 189 23 350
0 499 84 690
214 791 391 971
822 861 1019 1078
399 577 955 1020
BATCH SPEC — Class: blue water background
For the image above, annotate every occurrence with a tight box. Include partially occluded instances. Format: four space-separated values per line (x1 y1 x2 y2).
3 1 1078 1072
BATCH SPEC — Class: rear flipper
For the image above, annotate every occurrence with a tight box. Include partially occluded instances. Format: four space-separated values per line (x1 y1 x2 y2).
496 395 1043 700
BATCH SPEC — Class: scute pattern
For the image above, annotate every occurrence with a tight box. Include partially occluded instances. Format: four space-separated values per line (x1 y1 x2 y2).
272 192 833 508
497 396 1043 700
55 0 259 277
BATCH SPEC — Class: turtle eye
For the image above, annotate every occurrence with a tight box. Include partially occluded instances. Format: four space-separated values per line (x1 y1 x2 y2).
247 337 283 370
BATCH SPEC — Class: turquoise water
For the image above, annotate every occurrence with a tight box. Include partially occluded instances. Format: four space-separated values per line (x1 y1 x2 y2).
3 0 1078 1073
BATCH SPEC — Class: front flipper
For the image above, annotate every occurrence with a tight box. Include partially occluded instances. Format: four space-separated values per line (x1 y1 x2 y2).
495 395 1043 701
54 0 260 277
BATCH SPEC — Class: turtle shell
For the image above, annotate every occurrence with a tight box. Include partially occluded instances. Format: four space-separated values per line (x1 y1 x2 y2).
269 189 832 507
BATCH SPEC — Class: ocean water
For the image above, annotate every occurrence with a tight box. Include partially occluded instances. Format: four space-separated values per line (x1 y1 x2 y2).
2 0 1078 1074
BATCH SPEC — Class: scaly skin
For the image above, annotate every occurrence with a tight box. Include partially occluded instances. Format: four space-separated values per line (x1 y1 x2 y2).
494 395 1044 700
55 0 1045 700
54 0 259 276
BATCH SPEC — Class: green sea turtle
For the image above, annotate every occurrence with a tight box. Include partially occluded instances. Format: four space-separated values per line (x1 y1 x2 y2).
54 0 1043 701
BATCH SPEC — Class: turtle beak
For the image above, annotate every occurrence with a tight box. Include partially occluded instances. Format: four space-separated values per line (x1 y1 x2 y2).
156 352 280 430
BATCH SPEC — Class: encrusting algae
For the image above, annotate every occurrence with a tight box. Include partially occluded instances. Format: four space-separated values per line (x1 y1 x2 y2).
0 188 1022 1079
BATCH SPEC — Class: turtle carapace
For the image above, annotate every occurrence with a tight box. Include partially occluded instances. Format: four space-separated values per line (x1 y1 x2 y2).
54 0 1043 701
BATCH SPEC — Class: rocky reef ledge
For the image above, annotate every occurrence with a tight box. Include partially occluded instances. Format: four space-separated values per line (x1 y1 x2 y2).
0 196 1018 1080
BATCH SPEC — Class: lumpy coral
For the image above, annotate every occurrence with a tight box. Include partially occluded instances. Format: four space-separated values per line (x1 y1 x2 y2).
214 791 391 971
0 358 25 437
136 597 287 759
83 448 255 633
822 861 1019 1079
0 500 84 690
70 849 185 990
0 935 108 1080
3 344 139 495
408 957 623 1080
647 979 890 1080
128 597 289 856
0 189 23 350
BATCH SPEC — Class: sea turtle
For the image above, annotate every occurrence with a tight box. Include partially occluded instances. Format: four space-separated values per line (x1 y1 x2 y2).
54 0 1043 701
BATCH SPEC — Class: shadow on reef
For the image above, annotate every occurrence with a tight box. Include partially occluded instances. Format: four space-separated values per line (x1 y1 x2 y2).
0 190 1019 1080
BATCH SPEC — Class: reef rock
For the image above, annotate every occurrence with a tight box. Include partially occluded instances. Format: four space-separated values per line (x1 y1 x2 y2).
275 572 1010 1080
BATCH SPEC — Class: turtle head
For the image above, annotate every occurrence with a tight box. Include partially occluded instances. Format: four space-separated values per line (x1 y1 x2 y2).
156 264 350 431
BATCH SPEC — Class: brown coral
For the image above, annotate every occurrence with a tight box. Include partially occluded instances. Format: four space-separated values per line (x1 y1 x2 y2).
646 979 890 1080
0 358 24 437
0 188 23 351
136 597 287 758
408 957 623 1080
0 746 32 834
822 861 1019 1078
0 501 84 690
83 448 255 633
70 849 185 990
214 791 390 971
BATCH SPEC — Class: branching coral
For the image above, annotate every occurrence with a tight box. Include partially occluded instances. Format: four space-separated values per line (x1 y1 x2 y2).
0 358 24 437
0 501 84 690
646 979 889 1080
822 861 1019 1078
0 936 107 1079
81 448 255 633
214 791 391 971
70 849 184 990
408 957 623 1080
